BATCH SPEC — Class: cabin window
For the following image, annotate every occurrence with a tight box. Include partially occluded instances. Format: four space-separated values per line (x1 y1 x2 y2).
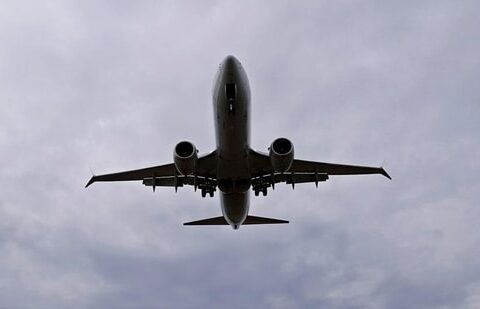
225 83 236 100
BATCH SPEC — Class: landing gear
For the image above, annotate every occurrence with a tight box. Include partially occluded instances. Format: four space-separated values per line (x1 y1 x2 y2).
200 187 215 198
254 187 268 196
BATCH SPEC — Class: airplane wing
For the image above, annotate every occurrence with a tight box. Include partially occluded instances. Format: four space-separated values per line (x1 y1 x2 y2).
85 151 217 188
249 149 390 191
290 159 391 179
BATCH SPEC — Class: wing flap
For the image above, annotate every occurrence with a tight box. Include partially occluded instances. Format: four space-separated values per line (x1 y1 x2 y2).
251 173 329 191
142 175 217 188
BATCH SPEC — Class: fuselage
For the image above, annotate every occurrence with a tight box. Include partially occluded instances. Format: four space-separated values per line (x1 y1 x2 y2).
212 55 251 229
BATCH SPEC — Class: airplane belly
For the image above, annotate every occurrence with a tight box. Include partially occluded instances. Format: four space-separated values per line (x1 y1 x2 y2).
215 97 250 180
216 103 249 154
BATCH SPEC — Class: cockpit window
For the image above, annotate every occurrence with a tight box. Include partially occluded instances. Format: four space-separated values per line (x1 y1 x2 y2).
226 83 236 100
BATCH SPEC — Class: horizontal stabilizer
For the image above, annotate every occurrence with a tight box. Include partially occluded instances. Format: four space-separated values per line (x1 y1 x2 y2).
243 215 289 224
183 215 289 226
184 216 228 225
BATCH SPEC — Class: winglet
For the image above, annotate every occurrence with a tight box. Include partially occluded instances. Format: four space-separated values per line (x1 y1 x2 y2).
85 176 96 188
380 167 392 180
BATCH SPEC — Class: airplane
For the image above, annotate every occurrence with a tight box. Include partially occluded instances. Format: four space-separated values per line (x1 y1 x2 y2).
86 55 391 229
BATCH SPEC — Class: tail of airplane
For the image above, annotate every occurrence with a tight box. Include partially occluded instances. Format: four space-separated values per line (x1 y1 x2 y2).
184 215 289 226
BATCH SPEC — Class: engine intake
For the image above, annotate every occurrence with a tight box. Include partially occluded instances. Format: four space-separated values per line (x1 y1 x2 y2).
269 137 294 172
174 141 198 175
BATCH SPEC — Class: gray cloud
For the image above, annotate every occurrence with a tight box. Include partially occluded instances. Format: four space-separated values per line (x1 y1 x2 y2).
1 1 479 308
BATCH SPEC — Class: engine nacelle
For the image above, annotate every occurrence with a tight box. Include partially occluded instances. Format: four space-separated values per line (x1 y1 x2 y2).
269 137 294 172
174 141 198 175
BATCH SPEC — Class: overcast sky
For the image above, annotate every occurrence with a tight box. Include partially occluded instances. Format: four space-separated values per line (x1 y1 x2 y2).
1 1 479 308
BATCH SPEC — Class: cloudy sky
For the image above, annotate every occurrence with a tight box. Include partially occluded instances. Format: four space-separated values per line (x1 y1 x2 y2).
1 1 479 308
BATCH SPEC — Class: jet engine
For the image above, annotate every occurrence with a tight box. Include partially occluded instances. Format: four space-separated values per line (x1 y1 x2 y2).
269 137 294 172
174 141 198 175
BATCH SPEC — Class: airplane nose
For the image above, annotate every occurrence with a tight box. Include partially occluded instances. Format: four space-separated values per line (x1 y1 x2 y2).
222 55 239 75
